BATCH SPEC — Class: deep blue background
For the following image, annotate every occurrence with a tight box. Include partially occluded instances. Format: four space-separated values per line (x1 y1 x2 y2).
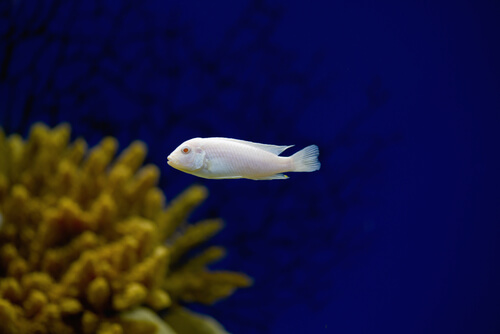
1 0 499 333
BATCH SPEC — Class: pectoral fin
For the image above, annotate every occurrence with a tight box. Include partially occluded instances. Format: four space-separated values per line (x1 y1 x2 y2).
193 151 206 170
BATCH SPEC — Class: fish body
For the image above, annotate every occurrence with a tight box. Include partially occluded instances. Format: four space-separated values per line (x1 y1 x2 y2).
167 137 320 180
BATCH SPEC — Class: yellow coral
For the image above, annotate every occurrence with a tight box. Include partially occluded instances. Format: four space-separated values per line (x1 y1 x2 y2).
0 123 251 334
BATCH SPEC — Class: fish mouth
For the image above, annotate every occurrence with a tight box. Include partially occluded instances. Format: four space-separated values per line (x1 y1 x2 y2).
167 155 181 169
167 156 191 172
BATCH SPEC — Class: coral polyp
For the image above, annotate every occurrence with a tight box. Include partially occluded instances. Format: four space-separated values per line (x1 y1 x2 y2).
0 123 251 334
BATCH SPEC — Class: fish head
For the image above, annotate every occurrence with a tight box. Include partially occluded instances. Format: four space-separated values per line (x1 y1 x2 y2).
167 138 206 172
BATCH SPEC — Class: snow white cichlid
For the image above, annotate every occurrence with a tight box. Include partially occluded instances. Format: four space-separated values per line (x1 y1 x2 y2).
167 137 320 180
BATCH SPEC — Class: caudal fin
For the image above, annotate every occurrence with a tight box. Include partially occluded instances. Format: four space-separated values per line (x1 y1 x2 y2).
291 145 321 172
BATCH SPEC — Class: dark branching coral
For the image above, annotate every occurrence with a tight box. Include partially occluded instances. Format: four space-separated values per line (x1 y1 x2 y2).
0 123 251 334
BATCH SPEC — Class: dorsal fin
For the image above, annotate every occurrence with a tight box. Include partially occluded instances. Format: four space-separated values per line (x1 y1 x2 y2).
214 137 294 156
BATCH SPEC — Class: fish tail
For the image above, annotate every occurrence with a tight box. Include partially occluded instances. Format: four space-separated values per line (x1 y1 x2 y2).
290 145 321 172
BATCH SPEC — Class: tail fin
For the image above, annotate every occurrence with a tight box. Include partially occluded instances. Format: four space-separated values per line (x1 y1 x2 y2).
291 145 321 172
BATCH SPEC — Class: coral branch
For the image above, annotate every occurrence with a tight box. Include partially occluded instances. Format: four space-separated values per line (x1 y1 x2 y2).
0 123 249 333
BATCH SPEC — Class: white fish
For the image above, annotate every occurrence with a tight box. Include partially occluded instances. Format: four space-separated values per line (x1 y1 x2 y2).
167 137 320 180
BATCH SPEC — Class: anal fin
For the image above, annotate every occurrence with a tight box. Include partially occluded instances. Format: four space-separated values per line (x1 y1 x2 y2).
250 173 289 180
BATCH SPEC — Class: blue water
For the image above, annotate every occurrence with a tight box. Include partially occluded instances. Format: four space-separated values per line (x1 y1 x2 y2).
1 1 499 333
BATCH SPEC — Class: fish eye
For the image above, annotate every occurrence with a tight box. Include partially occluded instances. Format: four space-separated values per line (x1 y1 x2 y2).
181 146 191 154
